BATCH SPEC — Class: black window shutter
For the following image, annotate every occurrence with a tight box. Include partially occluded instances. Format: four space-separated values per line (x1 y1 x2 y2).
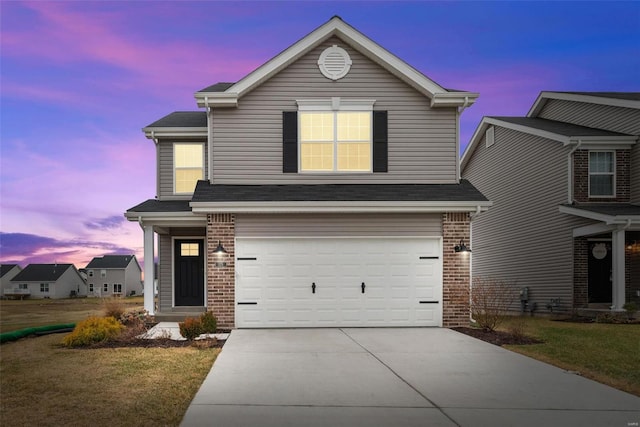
373 110 388 172
282 111 298 173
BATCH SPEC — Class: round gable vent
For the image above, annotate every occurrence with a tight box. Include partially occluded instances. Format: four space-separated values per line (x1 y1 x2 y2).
318 45 352 81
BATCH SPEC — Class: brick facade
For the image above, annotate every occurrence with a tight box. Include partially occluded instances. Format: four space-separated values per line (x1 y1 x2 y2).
206 213 235 329
442 212 471 327
573 149 630 202
573 237 588 308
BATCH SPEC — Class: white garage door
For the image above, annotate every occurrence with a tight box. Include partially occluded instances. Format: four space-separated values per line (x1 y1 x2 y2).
235 237 442 327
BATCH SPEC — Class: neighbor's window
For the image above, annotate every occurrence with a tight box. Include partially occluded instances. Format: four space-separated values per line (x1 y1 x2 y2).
18 283 28 290
113 284 122 295
181 243 200 257
300 111 371 172
40 283 49 293
174 143 204 194
589 151 615 197
88 270 94 277
100 269 106 278
89 283 94 293
103 283 109 292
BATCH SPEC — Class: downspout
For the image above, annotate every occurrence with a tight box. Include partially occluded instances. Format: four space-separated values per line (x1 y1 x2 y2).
456 96 470 182
567 139 582 204
151 131 160 199
206 100 213 184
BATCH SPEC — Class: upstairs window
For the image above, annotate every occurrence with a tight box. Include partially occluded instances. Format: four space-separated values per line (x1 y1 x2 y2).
299 111 372 172
589 151 615 197
174 143 204 194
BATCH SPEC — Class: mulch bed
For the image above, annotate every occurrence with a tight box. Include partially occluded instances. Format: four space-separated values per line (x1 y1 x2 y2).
452 327 542 346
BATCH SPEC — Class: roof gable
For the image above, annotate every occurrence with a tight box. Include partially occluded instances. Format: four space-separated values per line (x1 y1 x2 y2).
195 16 478 109
528 91 640 117
1 264 21 278
11 264 75 282
86 255 138 269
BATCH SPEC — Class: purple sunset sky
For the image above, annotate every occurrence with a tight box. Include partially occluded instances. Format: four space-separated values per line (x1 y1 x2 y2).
1 1 639 270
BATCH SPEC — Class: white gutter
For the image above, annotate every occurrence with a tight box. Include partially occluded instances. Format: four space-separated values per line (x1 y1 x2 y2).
567 139 582 204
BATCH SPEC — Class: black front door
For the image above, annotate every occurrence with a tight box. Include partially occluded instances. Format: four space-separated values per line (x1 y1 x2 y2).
175 239 204 306
588 241 612 304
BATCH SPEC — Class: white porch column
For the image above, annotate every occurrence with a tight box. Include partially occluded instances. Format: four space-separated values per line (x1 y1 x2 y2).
143 225 155 315
611 228 626 311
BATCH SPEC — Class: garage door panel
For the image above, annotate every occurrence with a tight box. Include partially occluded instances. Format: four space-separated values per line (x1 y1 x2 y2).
236 238 442 327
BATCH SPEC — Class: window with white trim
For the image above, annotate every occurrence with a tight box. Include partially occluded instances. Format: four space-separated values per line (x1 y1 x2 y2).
88 270 94 277
113 283 122 295
100 269 106 278
18 283 28 290
89 283 94 293
103 283 109 292
589 151 615 197
174 143 204 194
40 283 49 293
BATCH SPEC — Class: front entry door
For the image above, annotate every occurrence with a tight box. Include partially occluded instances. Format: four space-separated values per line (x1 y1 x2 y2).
174 239 204 306
588 241 612 304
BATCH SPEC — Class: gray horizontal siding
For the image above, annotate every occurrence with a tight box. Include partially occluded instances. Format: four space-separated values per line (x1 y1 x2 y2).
632 144 640 203
212 36 458 185
463 127 593 312
235 213 441 237
538 99 640 135
158 139 208 200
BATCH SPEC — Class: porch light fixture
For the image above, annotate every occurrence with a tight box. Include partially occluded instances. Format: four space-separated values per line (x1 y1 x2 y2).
213 241 228 255
454 240 471 253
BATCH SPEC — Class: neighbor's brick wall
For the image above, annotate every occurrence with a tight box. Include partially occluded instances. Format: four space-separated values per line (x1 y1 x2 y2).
573 150 630 202
206 213 235 329
442 212 471 327
573 237 588 308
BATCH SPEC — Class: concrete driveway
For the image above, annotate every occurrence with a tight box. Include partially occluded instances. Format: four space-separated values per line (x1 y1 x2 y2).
181 328 640 427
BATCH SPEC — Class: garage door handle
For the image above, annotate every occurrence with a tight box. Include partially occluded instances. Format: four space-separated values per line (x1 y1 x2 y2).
361 282 366 294
312 282 316 294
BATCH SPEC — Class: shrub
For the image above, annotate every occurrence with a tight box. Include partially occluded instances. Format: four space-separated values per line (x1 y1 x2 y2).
623 302 638 319
471 276 517 332
179 317 204 340
200 311 217 333
103 298 126 319
62 316 124 347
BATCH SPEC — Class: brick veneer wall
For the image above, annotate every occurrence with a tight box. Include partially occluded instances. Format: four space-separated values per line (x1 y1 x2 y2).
442 212 471 327
206 213 235 329
573 237 588 308
573 150 630 202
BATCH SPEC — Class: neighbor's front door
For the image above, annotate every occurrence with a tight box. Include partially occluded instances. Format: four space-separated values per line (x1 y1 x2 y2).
174 239 204 306
588 241 612 304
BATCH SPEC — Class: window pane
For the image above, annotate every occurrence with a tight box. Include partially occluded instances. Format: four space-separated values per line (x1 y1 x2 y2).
175 169 203 193
181 243 199 257
175 144 203 167
337 112 371 141
589 151 613 173
590 175 613 196
337 142 371 171
300 142 334 171
300 113 334 142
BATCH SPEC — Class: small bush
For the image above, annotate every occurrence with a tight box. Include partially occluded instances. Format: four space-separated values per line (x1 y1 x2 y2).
200 311 217 333
508 316 528 340
471 276 517 331
103 298 126 319
179 317 204 340
62 316 124 347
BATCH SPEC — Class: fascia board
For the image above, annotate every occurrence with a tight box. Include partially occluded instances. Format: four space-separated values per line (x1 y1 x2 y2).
564 137 637 149
529 91 640 117
488 118 570 144
142 127 207 139
558 205 640 224
430 92 480 108
195 92 239 108
191 200 492 214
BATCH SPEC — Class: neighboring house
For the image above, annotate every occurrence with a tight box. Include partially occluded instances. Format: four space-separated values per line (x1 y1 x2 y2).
126 16 490 328
1 264 23 298
85 255 143 297
9 264 87 299
461 92 640 313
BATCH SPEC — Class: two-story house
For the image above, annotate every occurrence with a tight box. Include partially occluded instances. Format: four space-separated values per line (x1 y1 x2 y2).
126 17 490 328
9 264 87 299
85 255 143 297
461 92 639 313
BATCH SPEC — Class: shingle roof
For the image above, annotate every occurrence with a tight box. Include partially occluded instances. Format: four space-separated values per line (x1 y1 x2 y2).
556 92 640 101
126 199 192 213
564 203 640 217
11 264 74 282
145 111 206 128
86 255 136 269
191 181 488 203
197 82 235 93
1 264 20 278
489 117 632 137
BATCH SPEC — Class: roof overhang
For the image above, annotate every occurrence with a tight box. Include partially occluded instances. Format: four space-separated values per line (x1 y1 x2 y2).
124 211 206 228
195 16 478 109
528 91 640 117
559 205 640 226
190 200 492 214
142 127 208 139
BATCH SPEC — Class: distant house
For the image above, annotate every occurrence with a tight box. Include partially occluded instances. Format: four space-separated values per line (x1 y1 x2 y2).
1 264 23 298
85 255 142 297
9 264 87 299
461 92 639 313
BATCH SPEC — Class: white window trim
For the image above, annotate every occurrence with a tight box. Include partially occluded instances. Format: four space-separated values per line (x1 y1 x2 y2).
588 150 616 198
173 143 205 195
296 98 376 173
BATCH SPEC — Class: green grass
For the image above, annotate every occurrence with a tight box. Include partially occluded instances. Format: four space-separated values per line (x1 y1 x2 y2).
500 316 640 396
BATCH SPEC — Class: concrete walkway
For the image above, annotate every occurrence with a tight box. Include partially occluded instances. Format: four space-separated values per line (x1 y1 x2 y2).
181 328 640 427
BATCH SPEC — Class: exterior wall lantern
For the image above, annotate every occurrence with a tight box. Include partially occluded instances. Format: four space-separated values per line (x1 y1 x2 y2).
213 240 228 267
454 239 471 253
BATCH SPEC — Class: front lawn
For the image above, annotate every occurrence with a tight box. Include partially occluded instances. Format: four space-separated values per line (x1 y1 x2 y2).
499 316 640 396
